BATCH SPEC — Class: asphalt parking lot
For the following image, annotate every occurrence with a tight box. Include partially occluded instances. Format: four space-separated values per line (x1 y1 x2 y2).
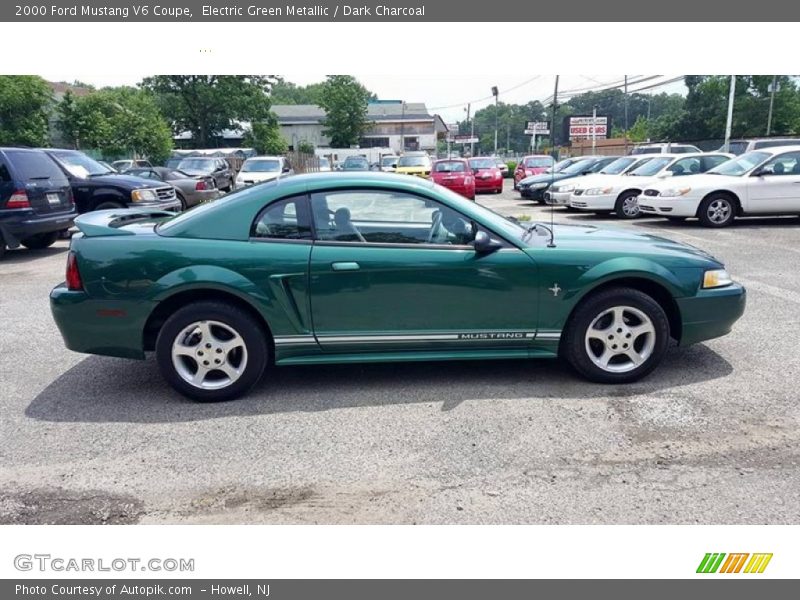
1 178 799 524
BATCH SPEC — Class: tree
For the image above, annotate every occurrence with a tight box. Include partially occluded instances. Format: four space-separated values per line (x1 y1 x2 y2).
317 76 371 147
297 140 315 154
0 75 52 146
57 87 173 163
141 75 276 147
243 116 287 155
469 100 548 154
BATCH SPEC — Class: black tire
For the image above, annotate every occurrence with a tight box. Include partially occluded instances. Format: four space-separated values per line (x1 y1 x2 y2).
561 287 670 384
0 232 6 260
698 194 736 227
94 201 125 211
176 192 187 211
20 231 59 250
666 216 687 222
155 300 269 402
614 191 641 219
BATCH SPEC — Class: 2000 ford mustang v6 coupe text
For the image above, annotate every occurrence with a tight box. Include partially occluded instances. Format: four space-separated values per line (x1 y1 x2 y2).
50 173 746 402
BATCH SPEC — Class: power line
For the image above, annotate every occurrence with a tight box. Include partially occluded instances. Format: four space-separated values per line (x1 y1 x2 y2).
428 76 542 111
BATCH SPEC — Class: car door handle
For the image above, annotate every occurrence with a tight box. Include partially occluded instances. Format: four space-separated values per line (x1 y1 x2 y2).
331 262 360 271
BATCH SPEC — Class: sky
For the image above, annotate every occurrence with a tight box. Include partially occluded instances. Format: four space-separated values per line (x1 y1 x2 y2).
36 71 687 124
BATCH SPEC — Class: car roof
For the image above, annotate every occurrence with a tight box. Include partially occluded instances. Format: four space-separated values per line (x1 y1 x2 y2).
754 144 800 155
247 155 284 160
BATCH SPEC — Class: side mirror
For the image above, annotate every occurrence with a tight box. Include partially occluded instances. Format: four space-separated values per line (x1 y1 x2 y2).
282 166 291 173
751 168 767 177
472 230 501 255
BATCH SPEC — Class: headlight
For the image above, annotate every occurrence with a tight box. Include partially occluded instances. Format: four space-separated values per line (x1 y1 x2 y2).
702 269 733 289
659 187 691 198
530 182 549 189
584 187 613 196
131 189 157 202
555 184 575 193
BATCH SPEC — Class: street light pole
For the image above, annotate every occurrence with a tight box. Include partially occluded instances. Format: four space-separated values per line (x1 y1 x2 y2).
623 75 629 154
492 86 499 155
767 75 778 136
592 106 597 153
400 101 405 154
724 75 736 153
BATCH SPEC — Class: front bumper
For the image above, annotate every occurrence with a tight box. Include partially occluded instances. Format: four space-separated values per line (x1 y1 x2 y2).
519 186 547 200
638 196 701 217
0 209 76 246
676 283 746 346
544 190 573 206
133 199 181 212
569 192 616 210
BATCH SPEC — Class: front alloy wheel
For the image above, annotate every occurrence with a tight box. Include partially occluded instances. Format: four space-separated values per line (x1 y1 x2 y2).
156 300 268 401
615 191 641 219
563 287 670 383
699 195 735 227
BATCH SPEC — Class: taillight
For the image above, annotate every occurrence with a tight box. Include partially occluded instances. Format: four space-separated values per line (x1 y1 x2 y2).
195 181 207 191
6 189 30 209
66 252 83 291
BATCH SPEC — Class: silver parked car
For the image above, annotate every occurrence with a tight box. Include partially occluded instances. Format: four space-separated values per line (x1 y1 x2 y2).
126 167 219 210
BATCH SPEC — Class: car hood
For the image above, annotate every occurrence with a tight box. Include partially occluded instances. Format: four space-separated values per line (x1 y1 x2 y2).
89 174 164 189
539 222 721 265
519 172 570 186
237 171 281 182
644 172 742 192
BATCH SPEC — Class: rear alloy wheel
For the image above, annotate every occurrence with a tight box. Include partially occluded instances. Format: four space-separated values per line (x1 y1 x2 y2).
156 301 268 402
563 287 670 383
614 191 641 219
698 194 735 227
21 231 59 250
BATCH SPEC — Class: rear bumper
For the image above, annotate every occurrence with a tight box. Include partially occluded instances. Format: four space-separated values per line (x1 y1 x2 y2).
474 177 502 191
0 209 76 246
50 283 148 359
677 283 746 346
437 182 475 198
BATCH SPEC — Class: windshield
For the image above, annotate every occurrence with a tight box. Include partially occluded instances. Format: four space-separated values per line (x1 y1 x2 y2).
562 159 595 175
50 150 112 177
552 158 577 173
434 161 466 173
628 157 672 176
381 157 398 166
599 157 637 175
469 158 497 169
178 158 215 172
242 159 281 172
524 157 552 168
708 151 769 176
343 157 368 167
398 156 430 167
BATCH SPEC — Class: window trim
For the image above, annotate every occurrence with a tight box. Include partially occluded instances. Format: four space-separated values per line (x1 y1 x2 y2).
249 192 313 242
306 186 516 250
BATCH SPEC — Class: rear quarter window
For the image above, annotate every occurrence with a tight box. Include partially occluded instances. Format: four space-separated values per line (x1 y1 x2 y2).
4 151 68 184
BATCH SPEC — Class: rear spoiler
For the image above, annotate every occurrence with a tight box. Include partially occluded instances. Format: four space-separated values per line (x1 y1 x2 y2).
74 208 175 237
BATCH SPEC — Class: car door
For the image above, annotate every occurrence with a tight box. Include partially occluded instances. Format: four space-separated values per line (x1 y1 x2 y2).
307 188 540 353
745 151 800 213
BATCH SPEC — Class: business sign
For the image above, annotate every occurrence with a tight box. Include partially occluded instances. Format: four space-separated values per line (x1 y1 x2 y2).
525 121 550 135
453 135 479 144
565 115 609 140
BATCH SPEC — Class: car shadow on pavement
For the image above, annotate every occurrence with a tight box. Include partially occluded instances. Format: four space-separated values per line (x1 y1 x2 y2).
27 343 733 424
1 245 68 264
628 215 800 230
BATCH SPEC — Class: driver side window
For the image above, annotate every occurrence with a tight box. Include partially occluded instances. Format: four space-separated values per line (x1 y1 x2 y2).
310 190 476 246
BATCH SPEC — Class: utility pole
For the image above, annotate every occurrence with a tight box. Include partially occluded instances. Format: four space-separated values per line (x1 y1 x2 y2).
400 101 406 154
623 75 629 154
506 122 510 155
724 75 736 153
592 106 597 153
767 75 778 136
492 86 499 155
465 103 474 157
550 75 559 158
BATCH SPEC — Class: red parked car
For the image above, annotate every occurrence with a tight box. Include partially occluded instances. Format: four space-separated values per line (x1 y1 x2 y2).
469 157 504 194
431 159 475 200
513 155 555 189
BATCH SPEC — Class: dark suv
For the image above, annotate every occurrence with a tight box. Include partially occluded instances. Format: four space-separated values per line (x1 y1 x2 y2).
43 149 180 214
0 148 77 259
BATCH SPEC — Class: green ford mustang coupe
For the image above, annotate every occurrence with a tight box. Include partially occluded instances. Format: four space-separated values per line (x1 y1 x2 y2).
50 172 746 401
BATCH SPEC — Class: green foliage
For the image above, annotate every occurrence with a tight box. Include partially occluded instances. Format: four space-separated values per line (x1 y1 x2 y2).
57 87 173 163
0 75 52 146
270 77 376 105
243 116 287 155
506 160 517 173
470 101 548 155
317 76 372 148
297 139 315 154
141 75 276 147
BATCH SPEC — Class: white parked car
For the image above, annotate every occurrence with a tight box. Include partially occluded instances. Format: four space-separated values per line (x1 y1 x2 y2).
379 155 399 172
234 156 293 189
638 146 800 227
546 155 654 206
569 153 732 218
630 143 701 155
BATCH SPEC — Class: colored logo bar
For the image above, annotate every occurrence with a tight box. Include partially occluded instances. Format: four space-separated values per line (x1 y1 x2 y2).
697 553 773 574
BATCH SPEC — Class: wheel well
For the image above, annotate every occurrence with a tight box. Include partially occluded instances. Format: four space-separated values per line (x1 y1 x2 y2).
142 288 274 359
698 190 742 217
617 189 642 204
564 277 682 343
